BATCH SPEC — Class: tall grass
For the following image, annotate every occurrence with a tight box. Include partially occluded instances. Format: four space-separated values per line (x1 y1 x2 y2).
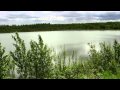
1 32 120 79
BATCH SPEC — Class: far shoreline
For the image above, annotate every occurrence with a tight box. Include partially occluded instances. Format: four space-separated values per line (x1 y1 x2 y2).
0 22 120 33
0 30 120 34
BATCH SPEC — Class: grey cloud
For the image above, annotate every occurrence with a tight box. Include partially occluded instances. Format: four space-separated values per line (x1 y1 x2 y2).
61 11 82 17
96 12 120 20
7 14 37 19
0 18 9 21
63 15 99 23
59 12 100 23
0 11 120 25
62 12 120 22
50 11 65 13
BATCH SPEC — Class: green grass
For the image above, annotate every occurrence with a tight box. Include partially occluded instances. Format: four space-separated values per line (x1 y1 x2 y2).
0 32 120 79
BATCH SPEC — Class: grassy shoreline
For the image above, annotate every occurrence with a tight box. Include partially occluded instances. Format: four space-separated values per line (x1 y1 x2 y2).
0 32 120 79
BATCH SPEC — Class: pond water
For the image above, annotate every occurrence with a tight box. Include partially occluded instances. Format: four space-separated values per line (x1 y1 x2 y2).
0 30 120 56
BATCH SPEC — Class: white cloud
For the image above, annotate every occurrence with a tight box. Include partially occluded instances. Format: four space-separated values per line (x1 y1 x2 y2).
0 11 120 25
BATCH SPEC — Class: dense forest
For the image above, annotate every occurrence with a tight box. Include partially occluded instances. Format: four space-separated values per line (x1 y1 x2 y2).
0 22 120 33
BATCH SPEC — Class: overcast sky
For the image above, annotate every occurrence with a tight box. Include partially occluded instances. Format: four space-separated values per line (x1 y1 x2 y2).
0 11 120 25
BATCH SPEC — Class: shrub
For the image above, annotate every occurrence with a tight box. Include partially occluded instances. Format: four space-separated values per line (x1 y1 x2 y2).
0 43 10 79
27 35 53 79
10 33 53 79
10 33 29 79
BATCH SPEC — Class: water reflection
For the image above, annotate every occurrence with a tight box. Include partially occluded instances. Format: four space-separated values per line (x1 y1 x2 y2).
0 31 120 57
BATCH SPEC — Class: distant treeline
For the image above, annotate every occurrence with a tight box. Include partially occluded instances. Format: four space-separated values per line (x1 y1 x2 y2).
0 22 120 33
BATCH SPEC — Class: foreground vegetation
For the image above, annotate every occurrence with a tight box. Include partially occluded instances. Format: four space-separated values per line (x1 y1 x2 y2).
1 22 120 33
1 33 120 79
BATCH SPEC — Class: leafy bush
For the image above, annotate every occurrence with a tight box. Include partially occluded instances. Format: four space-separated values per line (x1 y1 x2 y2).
10 33 53 79
88 41 120 74
0 32 120 79
0 43 10 79
10 33 29 79
27 35 53 79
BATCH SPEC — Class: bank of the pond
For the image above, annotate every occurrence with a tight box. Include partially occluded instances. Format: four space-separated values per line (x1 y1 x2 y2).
1 33 120 79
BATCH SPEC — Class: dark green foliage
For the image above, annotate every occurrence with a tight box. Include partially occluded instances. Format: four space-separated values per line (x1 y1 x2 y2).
27 36 53 79
10 33 29 78
1 22 120 33
10 33 53 79
113 40 120 63
1 32 120 79
88 41 120 74
0 43 10 79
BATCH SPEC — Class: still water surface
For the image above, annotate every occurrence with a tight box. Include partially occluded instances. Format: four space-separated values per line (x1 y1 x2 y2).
0 30 120 56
